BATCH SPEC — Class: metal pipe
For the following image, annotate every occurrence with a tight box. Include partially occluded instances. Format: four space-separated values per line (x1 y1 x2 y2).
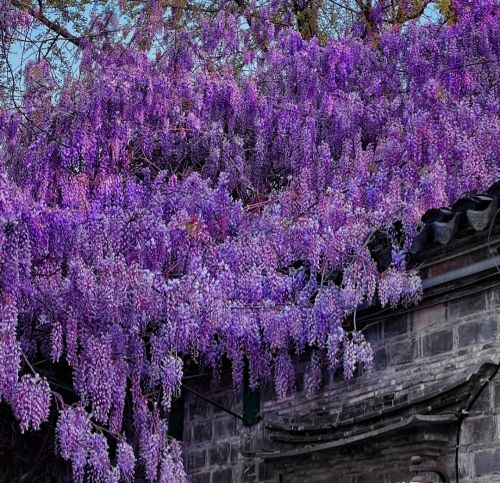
422 255 500 289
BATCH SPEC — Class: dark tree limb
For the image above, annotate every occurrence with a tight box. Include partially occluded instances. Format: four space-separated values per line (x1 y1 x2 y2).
391 0 431 24
293 0 320 40
10 0 81 46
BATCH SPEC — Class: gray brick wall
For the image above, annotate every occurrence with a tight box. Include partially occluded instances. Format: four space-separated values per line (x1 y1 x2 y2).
183 284 500 483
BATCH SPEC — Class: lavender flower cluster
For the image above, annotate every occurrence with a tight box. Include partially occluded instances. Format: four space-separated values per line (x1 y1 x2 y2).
0 0 499 479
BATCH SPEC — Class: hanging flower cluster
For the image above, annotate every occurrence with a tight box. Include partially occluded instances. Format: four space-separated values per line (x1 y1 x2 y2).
12 374 51 433
0 0 498 479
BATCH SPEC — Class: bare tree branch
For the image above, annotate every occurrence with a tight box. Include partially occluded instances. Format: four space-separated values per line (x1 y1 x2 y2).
10 0 81 46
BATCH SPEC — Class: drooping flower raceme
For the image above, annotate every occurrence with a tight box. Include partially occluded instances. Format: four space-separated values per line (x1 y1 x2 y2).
56 407 92 482
12 374 51 433
0 0 499 479
117 441 136 482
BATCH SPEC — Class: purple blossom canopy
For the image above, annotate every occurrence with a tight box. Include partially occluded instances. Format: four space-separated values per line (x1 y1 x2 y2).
0 0 499 480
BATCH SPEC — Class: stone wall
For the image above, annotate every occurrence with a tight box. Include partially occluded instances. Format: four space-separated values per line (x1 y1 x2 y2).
182 255 500 483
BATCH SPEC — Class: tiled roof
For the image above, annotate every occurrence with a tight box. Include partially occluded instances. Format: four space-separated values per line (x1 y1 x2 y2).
368 182 500 273
410 181 500 255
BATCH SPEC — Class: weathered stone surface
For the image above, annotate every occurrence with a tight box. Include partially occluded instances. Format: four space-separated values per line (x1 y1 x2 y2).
389 338 416 365
412 303 446 332
230 443 240 462
458 318 497 348
461 417 495 444
185 449 206 472
213 467 232 483
194 422 212 442
210 442 230 465
191 472 211 483
384 316 408 338
422 329 453 356
190 401 209 421
449 292 486 319
258 462 276 481
490 287 500 308
495 384 500 408
472 384 492 412
475 448 500 476
373 347 388 370
183 284 500 483
214 417 236 438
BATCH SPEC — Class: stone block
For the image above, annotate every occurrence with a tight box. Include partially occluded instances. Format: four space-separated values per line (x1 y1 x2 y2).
449 293 486 319
458 318 497 348
495 384 500 408
241 436 253 453
194 422 212 442
213 467 232 483
230 443 240 462
186 449 206 472
389 338 416 365
214 417 235 438
475 448 500 476
191 472 211 483
473 385 491 413
461 417 495 444
383 315 408 338
422 329 453 357
373 347 387 371
458 452 473 480
184 427 192 443
258 462 276 480
412 303 446 332
210 443 230 466
190 401 208 421
489 287 500 308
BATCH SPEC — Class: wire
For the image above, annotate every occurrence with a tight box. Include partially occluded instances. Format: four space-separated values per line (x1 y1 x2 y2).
181 382 250 424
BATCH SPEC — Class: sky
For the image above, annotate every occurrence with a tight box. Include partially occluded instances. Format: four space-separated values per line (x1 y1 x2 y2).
6 1 443 95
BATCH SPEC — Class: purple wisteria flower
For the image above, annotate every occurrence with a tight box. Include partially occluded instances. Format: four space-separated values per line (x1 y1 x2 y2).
0 0 498 478
12 374 51 433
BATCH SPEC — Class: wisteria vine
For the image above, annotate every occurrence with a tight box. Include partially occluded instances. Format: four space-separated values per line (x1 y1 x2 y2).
0 0 499 480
